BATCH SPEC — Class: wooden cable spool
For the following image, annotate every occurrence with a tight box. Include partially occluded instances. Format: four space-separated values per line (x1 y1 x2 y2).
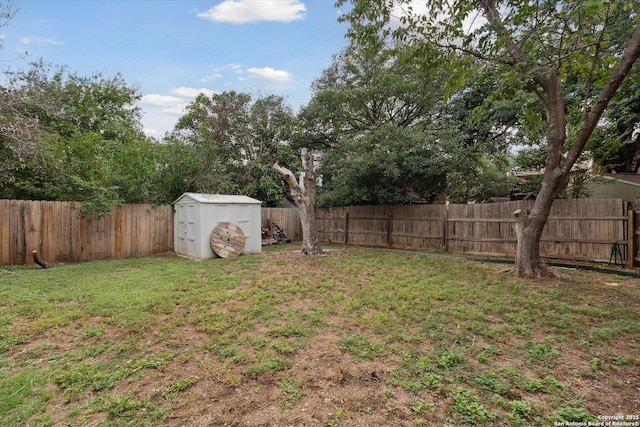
210 222 245 258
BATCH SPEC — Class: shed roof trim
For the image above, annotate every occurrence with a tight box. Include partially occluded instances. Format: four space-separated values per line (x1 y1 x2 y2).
173 193 262 205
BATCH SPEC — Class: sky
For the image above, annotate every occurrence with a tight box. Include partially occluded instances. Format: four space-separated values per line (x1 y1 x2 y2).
0 0 351 138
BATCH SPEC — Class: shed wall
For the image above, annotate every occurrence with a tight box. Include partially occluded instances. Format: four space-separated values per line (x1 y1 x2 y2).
174 194 261 260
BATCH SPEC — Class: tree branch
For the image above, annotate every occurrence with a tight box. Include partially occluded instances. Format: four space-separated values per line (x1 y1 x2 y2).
272 163 299 189
564 19 640 171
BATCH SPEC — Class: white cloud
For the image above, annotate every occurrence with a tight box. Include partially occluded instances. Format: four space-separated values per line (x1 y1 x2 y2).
139 94 184 106
19 36 64 46
213 63 243 72
143 128 161 138
197 0 306 24
171 86 218 98
201 63 244 82
201 73 223 82
247 67 291 82
163 103 190 116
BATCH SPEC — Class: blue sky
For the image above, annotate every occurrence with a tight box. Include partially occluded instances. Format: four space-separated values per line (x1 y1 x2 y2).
0 0 351 138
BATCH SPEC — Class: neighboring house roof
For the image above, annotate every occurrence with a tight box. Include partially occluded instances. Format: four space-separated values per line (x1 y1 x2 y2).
173 193 262 205
602 173 640 186
586 172 640 201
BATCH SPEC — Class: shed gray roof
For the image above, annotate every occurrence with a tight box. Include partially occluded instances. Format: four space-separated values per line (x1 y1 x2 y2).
173 193 262 205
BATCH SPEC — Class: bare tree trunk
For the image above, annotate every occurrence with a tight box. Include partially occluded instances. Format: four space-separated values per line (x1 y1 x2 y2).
273 148 323 256
513 71 570 278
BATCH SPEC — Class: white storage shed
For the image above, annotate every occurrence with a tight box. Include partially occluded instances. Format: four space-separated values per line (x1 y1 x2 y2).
173 193 262 260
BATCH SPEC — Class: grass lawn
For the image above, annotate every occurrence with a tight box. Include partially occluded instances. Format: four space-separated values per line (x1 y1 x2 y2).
1 244 639 426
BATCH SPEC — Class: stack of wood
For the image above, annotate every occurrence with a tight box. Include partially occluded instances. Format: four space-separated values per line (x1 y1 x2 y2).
262 220 290 246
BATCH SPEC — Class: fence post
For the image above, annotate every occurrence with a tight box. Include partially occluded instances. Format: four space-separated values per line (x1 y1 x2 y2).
628 209 635 268
344 211 349 245
442 207 448 252
387 210 393 247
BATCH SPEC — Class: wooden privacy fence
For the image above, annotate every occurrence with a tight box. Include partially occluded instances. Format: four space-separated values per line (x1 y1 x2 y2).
2 198 637 267
314 198 635 266
261 207 303 242
0 200 173 266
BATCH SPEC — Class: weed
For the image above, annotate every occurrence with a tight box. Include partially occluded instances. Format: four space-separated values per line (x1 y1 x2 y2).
410 400 434 415
205 337 239 359
435 347 466 370
389 353 447 393
551 401 598 423
474 370 511 396
246 356 293 375
612 355 633 366
271 337 309 354
277 377 306 410
81 324 105 339
267 322 313 338
165 376 199 397
507 400 539 426
92 394 164 422
450 387 497 424
335 407 352 418
338 333 384 360
0 247 638 425
54 362 129 398
590 357 603 371
521 378 544 393
128 352 175 372
543 375 565 393
0 368 53 425
524 342 558 367
476 345 501 363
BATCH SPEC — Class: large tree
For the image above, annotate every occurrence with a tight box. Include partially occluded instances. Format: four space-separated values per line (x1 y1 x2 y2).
338 0 640 277
1 61 162 214
166 91 298 206
303 43 431 205
303 38 513 206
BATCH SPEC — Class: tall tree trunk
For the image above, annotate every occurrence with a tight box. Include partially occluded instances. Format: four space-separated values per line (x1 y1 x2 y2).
513 71 570 278
273 148 323 255
477 3 640 278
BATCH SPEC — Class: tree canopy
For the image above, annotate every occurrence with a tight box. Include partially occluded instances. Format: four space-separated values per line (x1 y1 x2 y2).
0 62 163 215
163 91 299 207
301 38 513 206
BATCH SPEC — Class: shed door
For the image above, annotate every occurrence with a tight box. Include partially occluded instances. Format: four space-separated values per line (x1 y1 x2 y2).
176 204 197 257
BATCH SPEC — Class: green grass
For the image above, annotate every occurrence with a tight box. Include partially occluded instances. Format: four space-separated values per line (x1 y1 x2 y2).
0 245 638 425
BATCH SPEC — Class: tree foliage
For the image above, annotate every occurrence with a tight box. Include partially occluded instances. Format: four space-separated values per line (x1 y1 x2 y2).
0 61 162 215
303 39 512 206
589 70 640 172
165 91 298 207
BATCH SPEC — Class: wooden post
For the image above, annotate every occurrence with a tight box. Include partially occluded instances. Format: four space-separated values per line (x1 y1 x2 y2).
387 210 393 248
344 212 349 244
442 208 449 252
628 209 635 268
